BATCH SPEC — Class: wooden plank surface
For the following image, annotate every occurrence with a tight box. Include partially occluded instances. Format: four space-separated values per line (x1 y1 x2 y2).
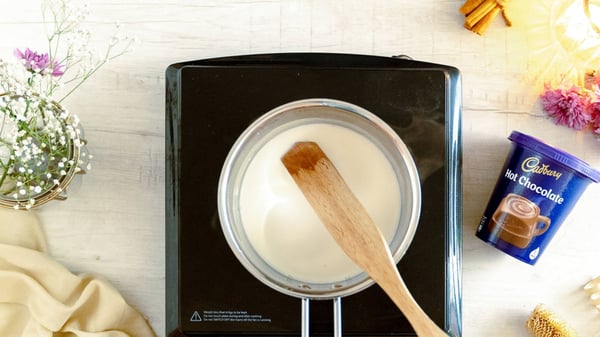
2 1 600 336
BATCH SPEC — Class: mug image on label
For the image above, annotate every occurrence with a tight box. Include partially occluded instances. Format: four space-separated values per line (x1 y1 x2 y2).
489 194 550 249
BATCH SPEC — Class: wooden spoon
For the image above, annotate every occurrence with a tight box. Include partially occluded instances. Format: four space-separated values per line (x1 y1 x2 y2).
281 141 448 337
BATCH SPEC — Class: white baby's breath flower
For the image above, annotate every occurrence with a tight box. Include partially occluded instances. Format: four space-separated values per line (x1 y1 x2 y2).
0 114 18 166
0 94 85 203
0 0 117 208
24 0 136 101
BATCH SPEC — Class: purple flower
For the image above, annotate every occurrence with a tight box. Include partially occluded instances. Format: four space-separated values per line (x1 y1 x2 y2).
13 48 64 77
50 61 65 77
540 85 592 130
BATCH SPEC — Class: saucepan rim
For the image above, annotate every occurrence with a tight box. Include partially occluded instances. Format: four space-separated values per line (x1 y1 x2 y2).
217 98 421 299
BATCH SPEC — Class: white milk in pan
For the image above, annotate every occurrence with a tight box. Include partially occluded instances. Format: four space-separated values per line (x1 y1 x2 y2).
239 122 401 284
218 98 421 299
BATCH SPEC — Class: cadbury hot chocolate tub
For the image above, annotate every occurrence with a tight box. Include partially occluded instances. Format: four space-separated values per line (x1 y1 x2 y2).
476 131 600 264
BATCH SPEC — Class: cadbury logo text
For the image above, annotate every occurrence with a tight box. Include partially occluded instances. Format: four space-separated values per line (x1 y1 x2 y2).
521 157 562 180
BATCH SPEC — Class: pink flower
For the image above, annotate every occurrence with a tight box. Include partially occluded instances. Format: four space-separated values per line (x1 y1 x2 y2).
13 48 64 77
590 100 600 137
592 72 600 88
540 85 592 130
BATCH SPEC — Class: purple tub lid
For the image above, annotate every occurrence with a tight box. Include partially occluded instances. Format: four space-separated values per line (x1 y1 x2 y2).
509 131 600 183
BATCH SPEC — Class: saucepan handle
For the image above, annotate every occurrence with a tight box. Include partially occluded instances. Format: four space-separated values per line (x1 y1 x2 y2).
301 298 310 337
333 296 342 337
301 297 343 337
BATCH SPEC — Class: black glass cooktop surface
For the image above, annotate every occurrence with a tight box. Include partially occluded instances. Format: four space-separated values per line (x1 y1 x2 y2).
166 53 462 337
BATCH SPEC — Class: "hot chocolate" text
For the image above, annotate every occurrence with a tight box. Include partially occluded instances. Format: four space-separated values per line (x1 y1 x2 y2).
504 168 565 204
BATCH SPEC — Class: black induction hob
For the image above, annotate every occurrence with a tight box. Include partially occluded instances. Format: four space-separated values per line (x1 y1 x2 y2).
166 53 462 337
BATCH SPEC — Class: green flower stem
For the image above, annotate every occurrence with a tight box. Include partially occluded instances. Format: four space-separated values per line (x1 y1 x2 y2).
0 157 11 189
0 96 75 200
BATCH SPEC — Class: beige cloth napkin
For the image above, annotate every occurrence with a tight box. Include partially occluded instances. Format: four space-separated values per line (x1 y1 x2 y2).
0 209 157 337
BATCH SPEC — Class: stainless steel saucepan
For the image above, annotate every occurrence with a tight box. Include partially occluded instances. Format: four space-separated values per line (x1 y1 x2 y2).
217 98 421 337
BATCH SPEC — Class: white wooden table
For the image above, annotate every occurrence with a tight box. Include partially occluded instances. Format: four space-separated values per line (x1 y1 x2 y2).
2 1 600 336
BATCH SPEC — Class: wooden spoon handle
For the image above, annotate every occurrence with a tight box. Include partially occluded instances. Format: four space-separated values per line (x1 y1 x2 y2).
281 141 448 337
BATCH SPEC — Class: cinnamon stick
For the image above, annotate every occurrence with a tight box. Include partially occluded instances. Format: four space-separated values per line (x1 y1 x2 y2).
460 0 512 35
464 0 497 29
501 8 512 27
460 0 486 15
471 6 501 35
